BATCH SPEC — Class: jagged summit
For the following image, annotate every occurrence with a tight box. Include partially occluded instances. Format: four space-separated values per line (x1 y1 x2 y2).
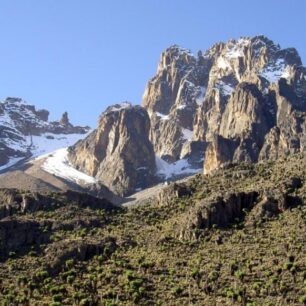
0 97 90 169
103 101 133 115
141 35 306 169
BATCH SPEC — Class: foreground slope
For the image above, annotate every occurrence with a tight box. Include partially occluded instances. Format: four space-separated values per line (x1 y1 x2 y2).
0 153 305 305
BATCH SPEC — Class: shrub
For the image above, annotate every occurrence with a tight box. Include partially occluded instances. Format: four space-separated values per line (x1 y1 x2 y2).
172 286 183 296
80 298 91 306
52 294 63 302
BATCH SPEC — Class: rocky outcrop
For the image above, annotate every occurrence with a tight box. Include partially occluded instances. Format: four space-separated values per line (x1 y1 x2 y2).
157 182 194 206
177 189 302 240
142 45 209 162
68 103 156 196
0 219 50 259
245 193 300 226
0 97 90 168
203 135 238 174
44 237 117 275
178 191 259 240
177 172 303 240
0 188 119 260
0 189 117 220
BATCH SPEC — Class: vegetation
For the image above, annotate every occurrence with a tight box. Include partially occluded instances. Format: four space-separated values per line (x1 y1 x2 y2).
0 153 305 305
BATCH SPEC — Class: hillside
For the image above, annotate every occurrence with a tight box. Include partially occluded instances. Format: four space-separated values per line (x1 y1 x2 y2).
0 153 305 305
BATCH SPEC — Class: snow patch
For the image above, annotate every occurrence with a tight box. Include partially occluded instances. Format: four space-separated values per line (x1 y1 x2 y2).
215 81 235 96
42 148 97 185
108 102 131 112
30 132 90 159
195 86 206 105
225 38 250 59
176 104 187 110
156 112 170 120
217 57 231 70
181 128 193 141
260 59 289 83
155 156 200 179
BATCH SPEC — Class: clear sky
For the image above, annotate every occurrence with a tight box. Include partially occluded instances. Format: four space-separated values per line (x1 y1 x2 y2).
0 0 305 127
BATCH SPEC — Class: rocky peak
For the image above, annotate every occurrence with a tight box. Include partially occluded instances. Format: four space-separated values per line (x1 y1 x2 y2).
68 103 156 196
59 112 70 127
139 36 306 177
157 45 196 73
0 97 89 169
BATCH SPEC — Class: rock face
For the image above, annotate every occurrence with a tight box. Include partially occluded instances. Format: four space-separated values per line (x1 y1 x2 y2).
178 185 302 241
178 191 259 240
142 45 209 164
0 189 116 220
0 188 118 260
0 97 90 168
68 103 156 196
141 36 306 175
0 219 50 259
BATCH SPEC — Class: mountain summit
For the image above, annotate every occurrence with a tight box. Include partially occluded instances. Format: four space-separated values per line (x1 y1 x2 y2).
67 36 306 195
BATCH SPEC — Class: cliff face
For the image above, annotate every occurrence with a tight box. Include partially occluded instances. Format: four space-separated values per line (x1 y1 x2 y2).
68 103 156 196
142 45 210 163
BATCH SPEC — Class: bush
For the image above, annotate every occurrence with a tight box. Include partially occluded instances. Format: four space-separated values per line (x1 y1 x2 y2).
52 294 63 302
80 298 91 306
299 295 306 304
172 286 183 296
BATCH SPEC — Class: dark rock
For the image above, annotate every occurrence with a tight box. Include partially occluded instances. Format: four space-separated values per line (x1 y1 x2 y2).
0 189 117 220
59 111 70 127
157 182 194 206
178 191 259 240
0 219 50 260
45 237 117 275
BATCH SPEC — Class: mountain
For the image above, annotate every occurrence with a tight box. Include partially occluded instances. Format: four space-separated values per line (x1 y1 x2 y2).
0 97 90 170
141 36 306 174
68 35 306 196
0 36 305 197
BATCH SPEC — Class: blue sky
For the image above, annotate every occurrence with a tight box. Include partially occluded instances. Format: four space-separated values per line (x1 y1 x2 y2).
0 0 305 127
